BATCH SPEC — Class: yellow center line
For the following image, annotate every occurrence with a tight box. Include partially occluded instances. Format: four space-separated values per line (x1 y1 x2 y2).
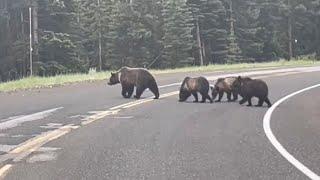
122 99 154 109
81 109 120 125
0 164 12 179
11 125 76 154
109 100 148 110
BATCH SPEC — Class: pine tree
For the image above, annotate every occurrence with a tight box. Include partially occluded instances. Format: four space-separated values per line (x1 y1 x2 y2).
301 0 320 59
78 0 116 70
225 0 244 63
200 0 229 64
107 0 164 68
35 0 84 75
162 0 194 67
186 0 206 65
226 0 263 61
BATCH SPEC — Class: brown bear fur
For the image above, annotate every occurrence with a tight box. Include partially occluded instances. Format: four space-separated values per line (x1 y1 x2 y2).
108 67 159 99
179 76 213 103
233 76 272 107
211 77 238 102
211 76 253 102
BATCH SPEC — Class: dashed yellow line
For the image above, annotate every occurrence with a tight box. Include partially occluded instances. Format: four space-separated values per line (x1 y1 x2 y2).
160 91 179 98
110 101 143 110
0 164 12 179
11 125 77 155
81 110 120 125
122 99 154 109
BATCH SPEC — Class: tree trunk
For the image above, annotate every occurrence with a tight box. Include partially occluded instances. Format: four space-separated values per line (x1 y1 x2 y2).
21 11 25 36
202 41 206 65
32 2 38 48
21 10 27 76
287 0 293 60
98 0 102 71
5 0 10 46
98 33 102 71
288 17 293 60
76 0 81 63
196 19 204 66
29 7 33 76
316 19 320 60
32 0 39 74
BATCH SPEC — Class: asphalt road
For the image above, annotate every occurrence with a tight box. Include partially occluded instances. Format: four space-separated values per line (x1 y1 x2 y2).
0 67 320 180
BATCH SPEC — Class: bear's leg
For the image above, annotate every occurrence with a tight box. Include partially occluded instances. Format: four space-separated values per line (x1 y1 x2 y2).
215 91 224 102
121 86 130 98
255 97 264 107
239 97 248 105
200 93 207 103
127 85 134 98
202 93 213 103
134 85 146 99
232 92 238 101
149 84 160 99
247 97 253 106
227 92 232 102
208 94 213 103
192 92 198 102
265 97 272 107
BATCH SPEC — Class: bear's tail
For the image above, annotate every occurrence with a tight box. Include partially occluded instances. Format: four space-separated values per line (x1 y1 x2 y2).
149 80 160 99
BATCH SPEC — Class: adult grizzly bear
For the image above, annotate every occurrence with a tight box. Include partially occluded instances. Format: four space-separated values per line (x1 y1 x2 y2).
232 76 272 107
108 67 159 99
210 77 238 102
179 76 213 103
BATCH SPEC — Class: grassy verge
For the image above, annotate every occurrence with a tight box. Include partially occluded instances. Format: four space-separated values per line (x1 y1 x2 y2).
151 59 320 74
1 59 319 92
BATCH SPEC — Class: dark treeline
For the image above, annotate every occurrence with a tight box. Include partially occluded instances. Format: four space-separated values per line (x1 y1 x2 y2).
0 0 319 82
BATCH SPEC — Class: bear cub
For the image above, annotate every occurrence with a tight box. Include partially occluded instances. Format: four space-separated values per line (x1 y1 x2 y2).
179 76 213 103
232 76 272 107
211 77 239 102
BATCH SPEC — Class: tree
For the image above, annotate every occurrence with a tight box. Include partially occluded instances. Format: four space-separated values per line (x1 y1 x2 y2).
162 0 194 67
303 0 320 59
225 0 244 63
1 0 320 82
78 0 116 70
199 0 229 64
186 0 206 65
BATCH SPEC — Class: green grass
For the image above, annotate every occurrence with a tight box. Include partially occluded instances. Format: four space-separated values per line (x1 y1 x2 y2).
151 59 320 74
0 71 111 93
1 59 319 92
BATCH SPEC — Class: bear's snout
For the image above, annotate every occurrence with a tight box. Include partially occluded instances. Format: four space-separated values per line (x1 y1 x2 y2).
107 81 115 85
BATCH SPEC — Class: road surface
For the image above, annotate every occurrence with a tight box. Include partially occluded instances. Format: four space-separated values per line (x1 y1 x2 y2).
0 66 319 180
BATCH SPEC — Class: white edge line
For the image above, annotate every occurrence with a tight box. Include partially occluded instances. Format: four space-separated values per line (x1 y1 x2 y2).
263 84 320 180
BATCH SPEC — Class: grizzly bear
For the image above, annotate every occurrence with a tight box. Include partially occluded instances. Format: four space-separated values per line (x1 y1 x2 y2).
232 76 272 107
210 77 238 102
108 67 159 99
179 76 213 103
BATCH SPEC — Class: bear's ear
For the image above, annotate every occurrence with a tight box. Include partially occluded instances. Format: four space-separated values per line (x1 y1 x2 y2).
237 76 242 81
111 72 114 76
